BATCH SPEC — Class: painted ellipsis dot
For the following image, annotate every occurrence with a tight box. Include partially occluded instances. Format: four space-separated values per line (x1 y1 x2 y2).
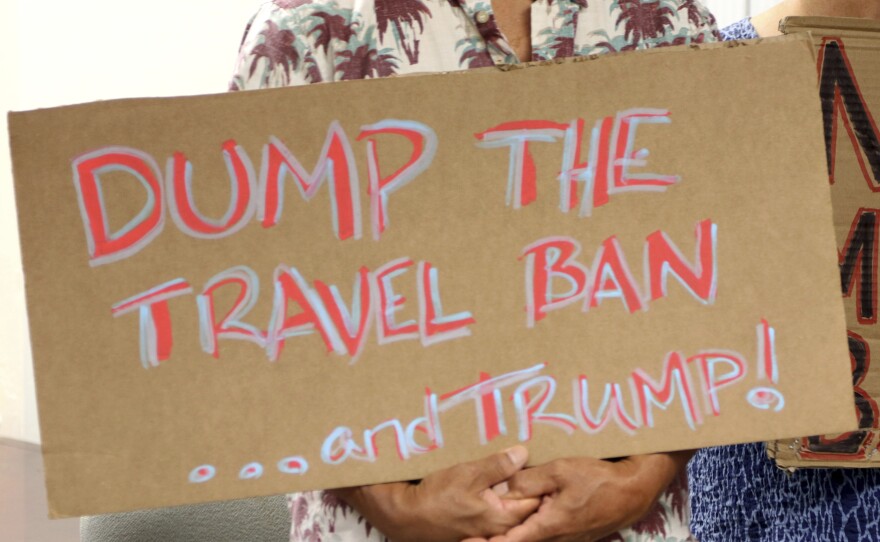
189 465 216 484
277 456 310 475
475 10 490 24
747 387 785 412
239 462 264 480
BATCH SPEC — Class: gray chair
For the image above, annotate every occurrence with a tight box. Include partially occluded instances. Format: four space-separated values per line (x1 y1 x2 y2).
80 495 291 542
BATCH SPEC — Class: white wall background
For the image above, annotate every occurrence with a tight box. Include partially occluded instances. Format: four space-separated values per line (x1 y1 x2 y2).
709 0 786 28
0 0 263 444
0 0 779 445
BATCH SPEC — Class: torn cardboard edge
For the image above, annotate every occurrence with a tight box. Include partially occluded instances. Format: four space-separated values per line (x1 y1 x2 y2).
5 34 814 121
781 15 880 36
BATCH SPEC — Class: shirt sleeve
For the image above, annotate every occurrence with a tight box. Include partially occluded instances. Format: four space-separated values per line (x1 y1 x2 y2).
229 2 338 91
653 0 721 47
682 0 725 45
632 1 723 49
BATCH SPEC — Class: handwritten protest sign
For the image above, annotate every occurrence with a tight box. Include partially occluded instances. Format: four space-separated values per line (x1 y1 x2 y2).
769 18 880 469
8 35 856 517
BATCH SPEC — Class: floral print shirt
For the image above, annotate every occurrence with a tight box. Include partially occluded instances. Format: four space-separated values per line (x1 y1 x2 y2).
230 0 720 89
230 1 719 541
289 473 693 542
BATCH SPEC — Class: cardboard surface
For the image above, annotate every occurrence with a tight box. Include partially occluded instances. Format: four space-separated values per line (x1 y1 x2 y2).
8 35 856 517
769 17 880 469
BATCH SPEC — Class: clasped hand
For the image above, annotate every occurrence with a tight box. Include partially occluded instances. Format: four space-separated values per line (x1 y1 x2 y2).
331 449 690 542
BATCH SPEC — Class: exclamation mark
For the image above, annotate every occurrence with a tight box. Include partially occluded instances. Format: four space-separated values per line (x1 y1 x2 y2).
747 319 786 412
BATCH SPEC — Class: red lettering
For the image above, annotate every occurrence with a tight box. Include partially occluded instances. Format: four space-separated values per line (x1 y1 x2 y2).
612 110 679 189
169 140 256 238
575 378 641 433
72 147 164 266
312 267 373 359
358 120 438 239
417 261 476 344
197 266 266 358
267 266 335 361
512 376 577 441
475 120 568 209
374 258 418 343
111 279 192 368
646 219 717 303
588 237 643 313
259 123 361 240
632 352 702 429
688 351 747 417
521 237 589 326
586 116 615 211
558 118 586 212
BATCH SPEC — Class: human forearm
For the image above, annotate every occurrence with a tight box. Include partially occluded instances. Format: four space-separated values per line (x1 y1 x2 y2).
331 483 420 541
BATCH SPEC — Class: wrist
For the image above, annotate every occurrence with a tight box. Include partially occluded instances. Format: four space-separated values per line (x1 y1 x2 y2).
622 451 691 500
331 484 418 542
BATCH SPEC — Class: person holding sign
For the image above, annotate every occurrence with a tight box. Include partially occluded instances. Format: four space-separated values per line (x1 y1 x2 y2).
688 3 880 542
230 1 719 541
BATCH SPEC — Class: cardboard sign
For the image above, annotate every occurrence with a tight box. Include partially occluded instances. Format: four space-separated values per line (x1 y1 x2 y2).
769 18 880 469
8 35 856 517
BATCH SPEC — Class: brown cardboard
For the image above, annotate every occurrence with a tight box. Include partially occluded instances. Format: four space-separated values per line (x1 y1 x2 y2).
768 17 880 469
8 35 856 517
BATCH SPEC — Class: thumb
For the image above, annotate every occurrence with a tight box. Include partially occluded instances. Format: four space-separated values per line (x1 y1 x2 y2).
468 445 529 490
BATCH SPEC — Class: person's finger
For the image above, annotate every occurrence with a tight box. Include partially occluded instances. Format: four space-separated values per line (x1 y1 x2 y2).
467 445 529 489
504 465 559 499
499 495 542 518
480 485 541 525
502 507 566 542
481 484 541 511
480 487 504 510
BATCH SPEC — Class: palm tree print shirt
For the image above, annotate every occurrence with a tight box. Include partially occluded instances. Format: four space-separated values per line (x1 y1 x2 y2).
231 1 719 541
230 0 720 89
